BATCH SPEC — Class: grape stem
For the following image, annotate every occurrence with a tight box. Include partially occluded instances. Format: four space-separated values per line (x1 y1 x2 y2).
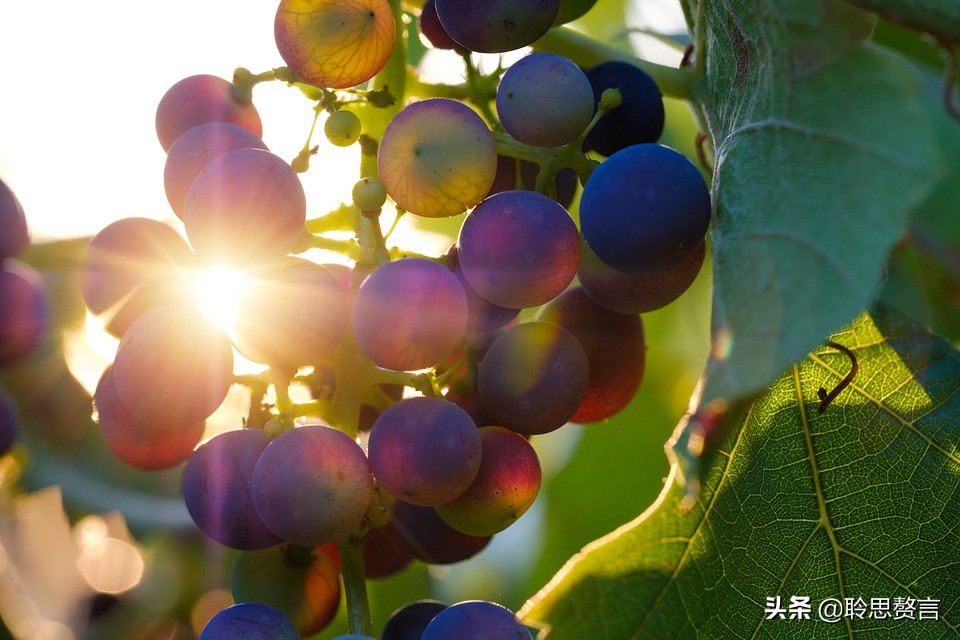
338 534 374 636
531 27 698 101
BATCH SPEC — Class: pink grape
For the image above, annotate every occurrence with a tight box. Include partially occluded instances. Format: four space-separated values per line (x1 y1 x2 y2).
155 74 262 152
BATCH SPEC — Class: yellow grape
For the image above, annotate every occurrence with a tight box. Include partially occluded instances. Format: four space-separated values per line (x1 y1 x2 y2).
275 0 396 89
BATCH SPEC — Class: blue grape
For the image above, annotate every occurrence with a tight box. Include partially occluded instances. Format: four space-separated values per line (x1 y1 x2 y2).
584 61 665 156
0 177 28 259
580 143 710 274
435 0 559 53
382 600 448 640
164 122 267 219
368 396 481 506
478 322 589 435
497 53 594 147
421 600 532 640
0 386 18 457
155 75 262 152
0 259 49 367
182 428 282 550
458 191 580 309
352 258 468 371
199 602 300 640
252 425 373 546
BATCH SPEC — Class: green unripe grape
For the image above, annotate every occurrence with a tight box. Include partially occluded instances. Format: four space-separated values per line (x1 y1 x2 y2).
352 177 388 212
325 110 362 147
600 87 622 111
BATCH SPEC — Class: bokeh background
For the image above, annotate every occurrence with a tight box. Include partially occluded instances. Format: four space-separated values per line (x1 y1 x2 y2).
0 0 711 638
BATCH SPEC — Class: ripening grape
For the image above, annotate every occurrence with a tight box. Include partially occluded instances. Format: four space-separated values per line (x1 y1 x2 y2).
478 322 589 435
0 178 28 259
252 425 373 546
80 217 195 337
112 305 234 428
155 75 262 152
275 0 396 89
230 258 349 367
378 99 497 218
183 148 307 265
164 122 268 219
0 260 49 367
435 0 559 53
580 144 711 274
421 601 532 640
584 61 665 157
418 0 464 52
182 428 283 550
352 258 468 371
0 387 18 457
95 366 204 471
538 287 645 423
198 602 300 640
391 500 491 564
325 109 362 147
458 191 580 309
364 522 413 579
231 545 341 636
435 427 541 536
496 53 594 148
382 600 448 640
368 396 481 506
579 236 706 314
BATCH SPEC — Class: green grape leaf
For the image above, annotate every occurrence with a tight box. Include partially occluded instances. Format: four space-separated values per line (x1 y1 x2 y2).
521 306 960 638
672 0 943 491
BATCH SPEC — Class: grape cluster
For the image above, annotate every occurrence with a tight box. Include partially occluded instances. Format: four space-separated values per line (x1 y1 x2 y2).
0 177 49 457
78 0 712 636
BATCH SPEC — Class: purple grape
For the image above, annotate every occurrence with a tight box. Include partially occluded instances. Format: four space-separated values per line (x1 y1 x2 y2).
112 305 234 428
421 601 532 640
435 0 559 53
352 258 468 371
80 217 195 337
458 191 580 309
584 61 665 156
364 522 413 579
95 366 205 471
578 236 706 314
486 155 577 209
183 148 306 265
478 322 589 435
155 75 262 152
391 500 491 564
0 387 18 457
252 425 373 546
497 53 594 147
382 600 448 640
164 122 268 219
0 259 49 367
447 246 520 333
0 178 28 259
182 428 282 550
435 427 541 536
580 143 711 274
198 603 300 640
230 257 349 367
418 0 465 52
369 396 481 506
537 287 645 423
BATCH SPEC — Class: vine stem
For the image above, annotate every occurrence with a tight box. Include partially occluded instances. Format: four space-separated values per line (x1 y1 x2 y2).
531 27 697 101
338 535 373 636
